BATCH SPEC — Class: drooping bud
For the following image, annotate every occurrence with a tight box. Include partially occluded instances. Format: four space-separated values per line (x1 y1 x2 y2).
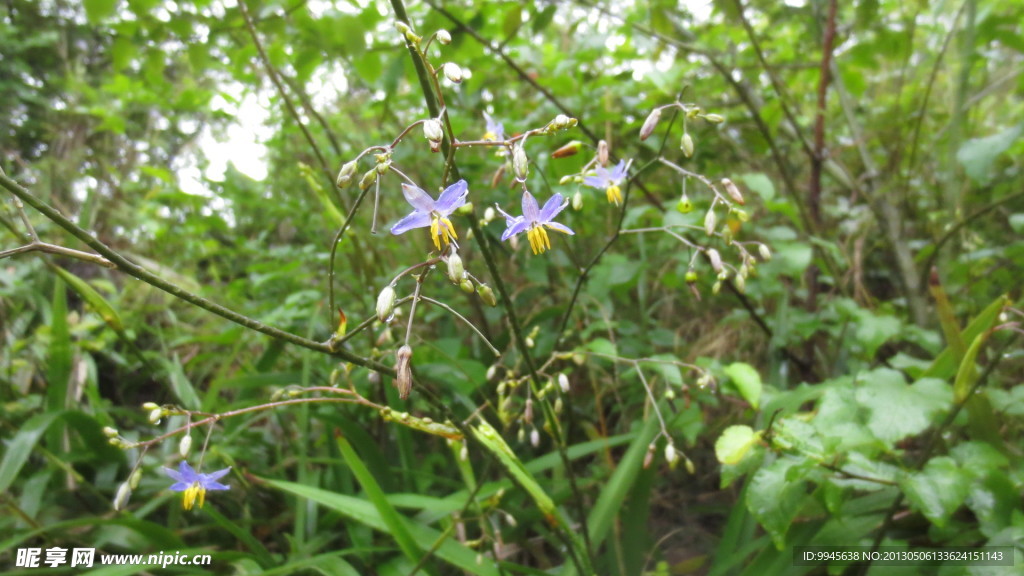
446 252 464 284
681 132 694 158
443 62 463 83
572 190 583 211
707 249 723 273
376 285 397 322
483 206 496 223
477 284 497 307
643 442 657 469
460 278 475 293
512 143 529 181
558 373 570 393
394 345 414 400
395 21 421 43
523 398 533 423
665 443 679 468
704 207 717 236
486 364 498 380
128 468 143 490
685 456 696 474
436 29 451 45
359 168 378 191
722 178 745 205
639 108 661 140
597 139 609 167
758 244 772 261
704 113 725 124
142 402 159 411
735 274 746 294
113 482 132 511
148 407 163 425
530 427 540 447
103 426 119 438
178 434 193 458
423 118 443 142
551 140 582 158
336 160 358 188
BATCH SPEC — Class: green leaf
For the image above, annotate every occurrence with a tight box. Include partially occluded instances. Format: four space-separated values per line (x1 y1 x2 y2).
46 280 71 449
265 479 499 576
52 265 125 332
956 124 1023 184
723 362 762 409
737 172 775 201
715 425 761 465
855 369 950 444
0 412 64 494
746 456 808 550
954 331 990 404
900 456 970 528
165 355 202 410
924 295 1008 380
84 0 119 23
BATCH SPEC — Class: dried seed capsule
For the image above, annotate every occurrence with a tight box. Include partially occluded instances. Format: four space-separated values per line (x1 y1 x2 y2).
597 139 609 166
639 108 661 141
394 345 414 400
722 178 745 205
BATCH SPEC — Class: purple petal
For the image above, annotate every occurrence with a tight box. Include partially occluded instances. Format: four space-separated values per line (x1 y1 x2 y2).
203 480 231 491
163 466 186 483
390 211 432 235
435 180 468 214
539 193 566 222
401 184 435 212
178 461 199 481
583 175 605 189
501 217 528 241
544 222 575 236
168 481 191 492
611 160 628 180
203 467 231 482
521 191 540 222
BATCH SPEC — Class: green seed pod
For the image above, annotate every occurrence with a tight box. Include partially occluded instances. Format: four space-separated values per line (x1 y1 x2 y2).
681 132 694 158
113 482 132 511
477 284 497 307
446 252 464 284
704 113 725 123
676 195 694 214
359 168 377 191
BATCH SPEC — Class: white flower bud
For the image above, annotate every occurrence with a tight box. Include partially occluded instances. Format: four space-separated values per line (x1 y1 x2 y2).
486 364 498 380
483 206 496 223
598 139 609 167
759 244 772 261
113 482 132 511
704 113 725 123
707 249 723 273
179 434 193 458
665 443 679 468
512 143 529 181
639 108 661 140
572 190 583 211
704 207 717 236
559 175 573 185
558 373 570 393
530 427 540 447
103 426 119 438
376 285 397 323
681 132 694 158
443 62 463 83
148 407 163 424
446 252 464 284
336 160 357 188
423 118 443 142
722 178 745 205
436 29 451 44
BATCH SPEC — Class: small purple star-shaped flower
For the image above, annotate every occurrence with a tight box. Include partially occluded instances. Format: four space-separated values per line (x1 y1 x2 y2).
483 112 505 142
390 180 469 251
498 191 574 255
163 461 231 510
583 159 629 205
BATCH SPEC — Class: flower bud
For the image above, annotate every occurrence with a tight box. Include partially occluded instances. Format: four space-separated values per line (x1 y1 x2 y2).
423 118 443 142
704 113 725 123
103 426 119 438
336 160 357 188
179 434 193 458
639 108 661 141
395 21 420 43
685 456 696 474
523 398 533 423
597 139 609 167
446 252 464 284
148 407 163 424
530 427 540 447
394 345 413 400
129 468 143 490
512 144 529 181
707 249 723 273
376 159 391 174
142 402 159 411
477 284 497 306
376 285 397 322
572 190 583 211
558 373 570 393
758 244 772 261
551 140 582 158
681 132 694 158
436 29 451 44
722 178 744 205
676 195 694 213
665 443 679 468
359 168 377 191
712 280 722 294
559 175 573 185
735 274 746 294
113 482 132 511
704 207 717 236
486 364 498 380
460 278 475 293
443 62 463 83
483 206 496 223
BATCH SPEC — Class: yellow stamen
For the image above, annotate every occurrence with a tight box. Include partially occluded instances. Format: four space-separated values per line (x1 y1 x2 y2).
183 483 203 510
483 130 497 141
198 486 206 509
430 215 458 251
526 226 551 255
606 185 622 205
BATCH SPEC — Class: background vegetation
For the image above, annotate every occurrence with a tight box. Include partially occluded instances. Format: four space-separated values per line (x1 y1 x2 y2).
2 0 1022 574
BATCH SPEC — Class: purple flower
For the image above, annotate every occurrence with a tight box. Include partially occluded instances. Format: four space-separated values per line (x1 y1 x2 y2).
390 180 469 251
483 112 505 142
498 191 574 255
163 461 231 510
583 159 629 205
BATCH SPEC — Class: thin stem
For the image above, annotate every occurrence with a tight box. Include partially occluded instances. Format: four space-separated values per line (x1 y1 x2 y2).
420 296 500 356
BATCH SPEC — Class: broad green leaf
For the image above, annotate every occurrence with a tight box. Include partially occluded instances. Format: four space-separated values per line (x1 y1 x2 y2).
957 124 1023 184
900 457 970 528
746 456 808 550
84 0 119 23
924 295 1008 380
715 425 760 465
855 369 950 443
736 172 775 201
0 412 64 493
723 362 762 409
